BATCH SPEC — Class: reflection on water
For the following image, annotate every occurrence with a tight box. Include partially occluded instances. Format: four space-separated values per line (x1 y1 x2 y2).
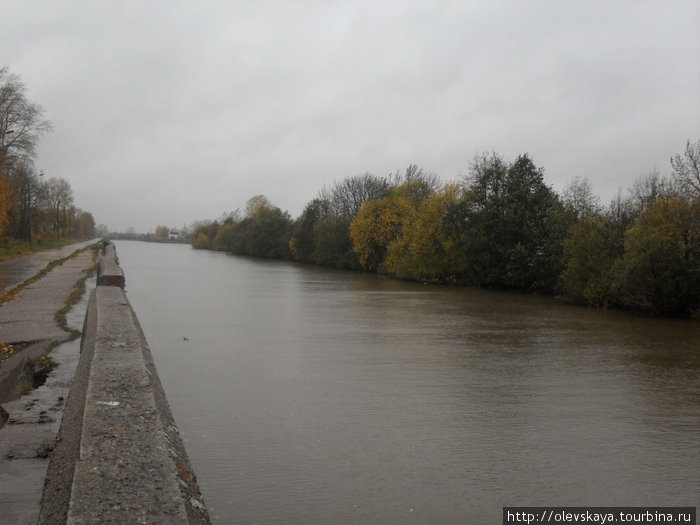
115 241 699 524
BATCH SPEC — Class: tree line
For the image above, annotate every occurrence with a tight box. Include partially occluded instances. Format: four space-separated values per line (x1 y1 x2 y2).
192 142 699 318
0 66 96 245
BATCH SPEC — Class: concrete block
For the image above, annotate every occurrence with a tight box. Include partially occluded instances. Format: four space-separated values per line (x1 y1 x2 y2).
96 242 125 288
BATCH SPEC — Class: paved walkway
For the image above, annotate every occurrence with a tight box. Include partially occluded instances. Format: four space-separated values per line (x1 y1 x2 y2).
1 241 98 399
0 239 99 293
0 241 97 524
0 249 95 344
0 337 84 525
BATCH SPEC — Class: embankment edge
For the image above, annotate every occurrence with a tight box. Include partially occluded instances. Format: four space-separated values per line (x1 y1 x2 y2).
38 242 210 524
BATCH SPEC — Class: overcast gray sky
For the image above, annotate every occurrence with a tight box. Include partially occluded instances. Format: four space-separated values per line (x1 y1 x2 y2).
2 0 698 233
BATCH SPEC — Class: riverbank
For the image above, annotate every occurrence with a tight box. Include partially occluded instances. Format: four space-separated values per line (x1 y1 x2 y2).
40 241 209 523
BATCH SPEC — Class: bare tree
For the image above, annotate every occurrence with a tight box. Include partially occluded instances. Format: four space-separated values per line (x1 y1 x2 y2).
628 169 671 215
9 160 45 243
0 66 52 167
75 209 96 239
562 175 601 219
0 164 9 236
45 177 73 240
390 163 441 190
670 140 700 200
389 164 442 208
318 172 390 220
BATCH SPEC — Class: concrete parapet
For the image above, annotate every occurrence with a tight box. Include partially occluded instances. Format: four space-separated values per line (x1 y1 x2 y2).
96 242 125 288
40 248 210 524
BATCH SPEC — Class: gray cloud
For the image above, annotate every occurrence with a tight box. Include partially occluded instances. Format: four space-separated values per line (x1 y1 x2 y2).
2 0 698 232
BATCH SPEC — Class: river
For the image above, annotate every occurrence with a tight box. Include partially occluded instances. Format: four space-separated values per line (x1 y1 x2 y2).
113 241 699 524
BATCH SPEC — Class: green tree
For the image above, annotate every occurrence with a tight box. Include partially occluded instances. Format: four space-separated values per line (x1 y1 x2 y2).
312 214 358 269
461 153 566 291
618 198 700 315
213 222 238 251
191 220 220 250
558 214 623 307
192 232 211 249
289 198 328 263
245 205 293 259
222 195 292 259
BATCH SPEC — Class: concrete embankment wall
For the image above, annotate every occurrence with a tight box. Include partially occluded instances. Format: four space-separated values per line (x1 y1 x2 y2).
40 241 210 524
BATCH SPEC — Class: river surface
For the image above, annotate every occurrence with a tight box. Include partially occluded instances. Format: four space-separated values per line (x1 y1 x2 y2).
114 241 699 524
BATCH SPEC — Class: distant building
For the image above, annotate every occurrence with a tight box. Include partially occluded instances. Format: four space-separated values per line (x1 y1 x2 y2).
168 230 183 240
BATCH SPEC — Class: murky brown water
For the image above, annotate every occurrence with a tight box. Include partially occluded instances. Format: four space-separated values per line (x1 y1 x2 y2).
114 241 699 524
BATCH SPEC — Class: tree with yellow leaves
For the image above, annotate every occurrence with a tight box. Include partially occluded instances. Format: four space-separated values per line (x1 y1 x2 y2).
154 225 170 238
350 194 415 271
350 170 441 272
385 184 465 282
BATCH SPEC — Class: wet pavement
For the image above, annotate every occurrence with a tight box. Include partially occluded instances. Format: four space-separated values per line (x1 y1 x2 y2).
0 242 97 525
0 239 98 293
0 336 84 525
0 249 96 344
